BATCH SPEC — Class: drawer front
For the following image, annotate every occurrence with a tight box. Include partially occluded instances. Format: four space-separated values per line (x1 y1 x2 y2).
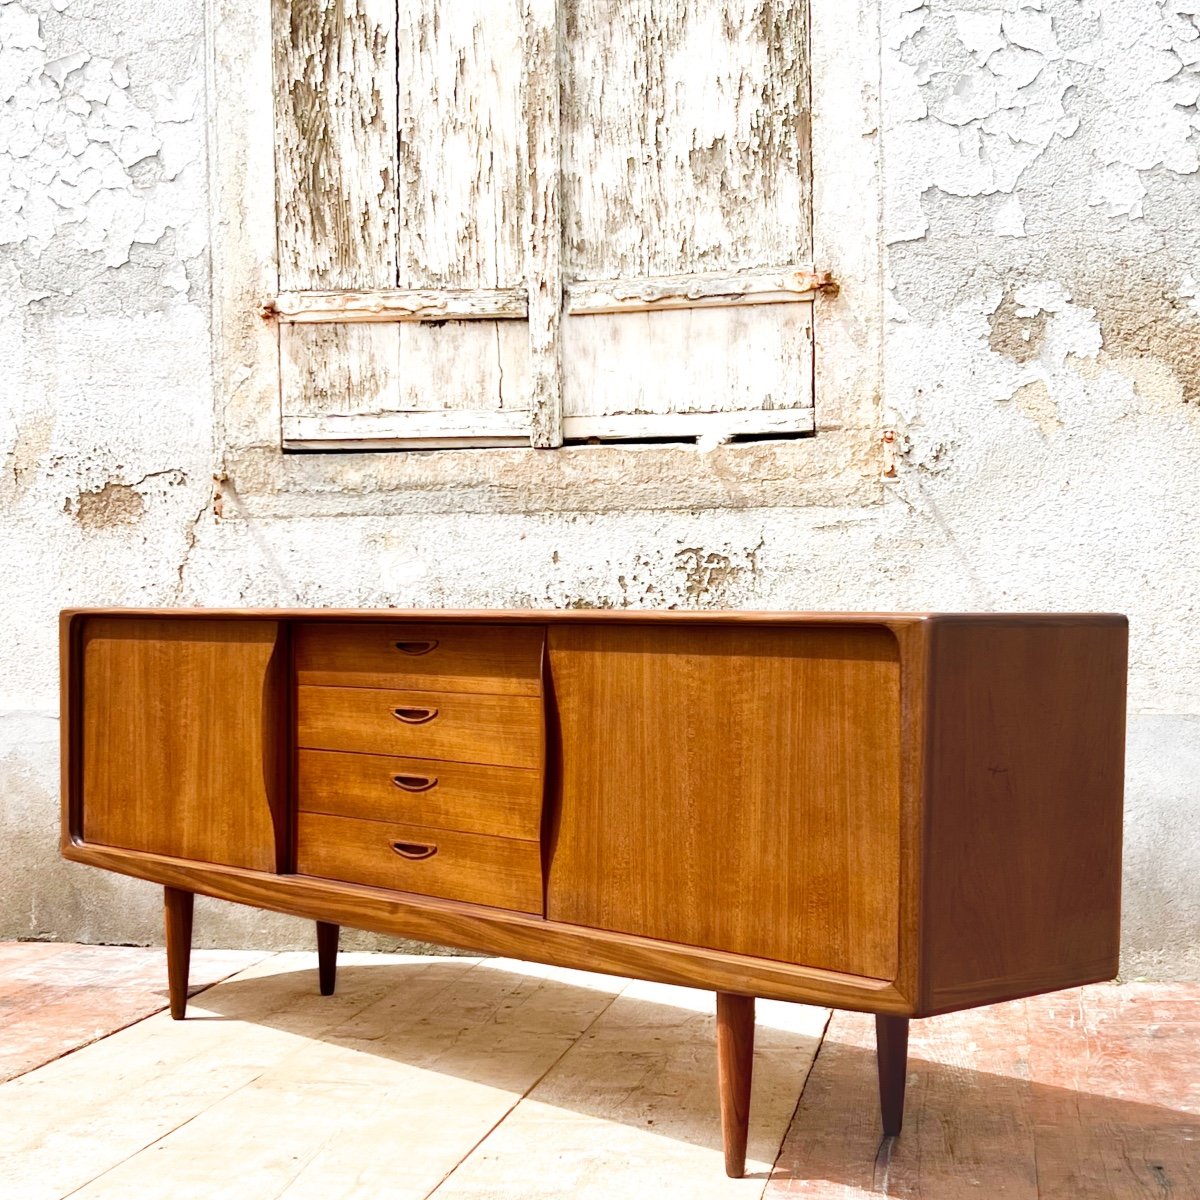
296 812 543 914
296 687 544 768
297 749 542 840
294 622 543 695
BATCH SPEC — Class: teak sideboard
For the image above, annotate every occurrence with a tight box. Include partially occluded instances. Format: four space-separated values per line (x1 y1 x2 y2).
60 609 1127 1177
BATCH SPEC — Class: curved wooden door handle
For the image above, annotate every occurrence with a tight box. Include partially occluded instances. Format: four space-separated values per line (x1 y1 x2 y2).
394 640 438 655
392 706 438 724
392 773 438 792
391 841 437 861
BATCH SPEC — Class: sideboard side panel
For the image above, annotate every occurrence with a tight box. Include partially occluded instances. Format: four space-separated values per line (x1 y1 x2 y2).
922 618 1128 1013
75 616 287 872
545 623 903 980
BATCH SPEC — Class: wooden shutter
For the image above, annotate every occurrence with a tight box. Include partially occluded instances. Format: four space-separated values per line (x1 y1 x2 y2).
269 0 815 449
559 0 815 443
273 0 547 448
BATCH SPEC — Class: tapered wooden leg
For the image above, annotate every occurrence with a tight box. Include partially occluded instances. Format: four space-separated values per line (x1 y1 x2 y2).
316 921 339 996
163 887 194 1021
875 1014 909 1136
716 992 755 1178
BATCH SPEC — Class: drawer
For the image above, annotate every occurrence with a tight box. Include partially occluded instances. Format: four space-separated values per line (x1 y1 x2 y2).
296 687 544 768
293 622 543 695
296 811 543 914
296 749 542 840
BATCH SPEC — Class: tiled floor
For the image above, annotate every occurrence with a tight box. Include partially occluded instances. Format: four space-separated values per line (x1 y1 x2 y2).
0 943 1195 1199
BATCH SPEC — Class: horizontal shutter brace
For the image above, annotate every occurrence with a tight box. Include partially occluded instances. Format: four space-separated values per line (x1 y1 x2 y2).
265 267 836 325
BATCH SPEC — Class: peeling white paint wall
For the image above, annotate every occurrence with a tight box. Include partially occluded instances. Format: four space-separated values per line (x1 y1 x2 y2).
2 0 1198 975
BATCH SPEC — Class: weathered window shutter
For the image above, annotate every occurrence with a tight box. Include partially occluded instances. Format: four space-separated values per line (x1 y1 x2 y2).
274 0 547 448
559 0 816 444
270 0 814 450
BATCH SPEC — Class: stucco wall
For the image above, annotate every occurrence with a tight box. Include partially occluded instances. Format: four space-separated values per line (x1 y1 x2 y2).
1 0 1197 975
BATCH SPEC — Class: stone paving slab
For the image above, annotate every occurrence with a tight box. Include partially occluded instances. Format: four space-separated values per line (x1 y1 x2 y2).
0 941 266 1084
769 984 1200 1199
0 944 1196 1199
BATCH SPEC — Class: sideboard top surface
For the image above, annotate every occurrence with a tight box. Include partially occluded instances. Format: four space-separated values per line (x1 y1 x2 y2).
60 608 1128 627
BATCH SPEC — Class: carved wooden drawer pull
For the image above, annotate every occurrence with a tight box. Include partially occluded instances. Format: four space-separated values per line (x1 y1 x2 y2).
391 773 437 792
392 706 438 724
394 639 438 655
390 841 437 861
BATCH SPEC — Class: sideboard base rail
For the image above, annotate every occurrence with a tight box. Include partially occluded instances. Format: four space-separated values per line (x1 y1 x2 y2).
64 840 912 1012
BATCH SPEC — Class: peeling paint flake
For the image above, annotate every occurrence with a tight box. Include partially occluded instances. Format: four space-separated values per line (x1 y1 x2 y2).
993 193 1027 238
66 481 146 528
954 12 1005 62
0 1 203 268
1002 11 1059 57
1089 163 1148 219
885 0 1200 247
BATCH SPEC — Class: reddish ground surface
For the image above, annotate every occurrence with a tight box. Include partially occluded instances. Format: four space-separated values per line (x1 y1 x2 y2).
0 940 264 1084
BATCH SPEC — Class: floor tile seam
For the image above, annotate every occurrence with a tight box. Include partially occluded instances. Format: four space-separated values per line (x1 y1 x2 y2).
0 952 285 1089
12 960 477 1195
53 1057 286 1200
419 962 625 1066
315 953 493 1043
766 1006 833 1197
263 962 605 1198
418 981 633 1200
229 955 494 1086
0 953 270 998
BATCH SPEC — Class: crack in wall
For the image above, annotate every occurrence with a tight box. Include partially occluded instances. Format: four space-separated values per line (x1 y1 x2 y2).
0 0 206 282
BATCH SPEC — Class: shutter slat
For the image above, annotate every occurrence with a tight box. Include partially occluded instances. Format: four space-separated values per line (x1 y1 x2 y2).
524 0 564 448
275 1 536 447
562 0 812 280
562 409 815 444
283 410 531 450
561 0 815 439
273 0 398 290
567 267 830 316
562 303 813 427
274 0 402 438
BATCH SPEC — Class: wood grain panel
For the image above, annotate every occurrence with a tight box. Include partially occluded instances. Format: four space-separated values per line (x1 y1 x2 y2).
396 0 524 289
79 618 286 872
562 0 812 279
296 686 544 769
546 623 902 978
273 0 397 291
560 0 814 434
562 302 813 425
279 321 401 429
921 618 1128 1012
394 0 530 423
297 812 543 914
297 749 542 840
523 0 563 446
293 622 543 694
274 3 402 460
393 320 530 417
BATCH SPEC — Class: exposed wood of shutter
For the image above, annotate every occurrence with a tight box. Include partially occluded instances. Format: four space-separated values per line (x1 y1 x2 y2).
275 1 539 449
559 0 815 442
273 0 816 450
274 0 403 445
